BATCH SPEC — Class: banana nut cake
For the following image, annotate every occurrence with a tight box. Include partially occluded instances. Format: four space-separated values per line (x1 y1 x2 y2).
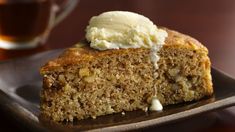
40 11 213 122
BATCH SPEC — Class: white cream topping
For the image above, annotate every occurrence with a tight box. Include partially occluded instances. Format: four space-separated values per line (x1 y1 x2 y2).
86 11 167 50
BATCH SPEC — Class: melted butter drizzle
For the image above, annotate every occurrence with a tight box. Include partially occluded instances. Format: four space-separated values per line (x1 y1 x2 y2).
149 44 163 111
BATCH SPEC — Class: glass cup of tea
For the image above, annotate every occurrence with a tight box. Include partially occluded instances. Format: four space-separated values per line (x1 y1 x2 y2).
0 0 79 50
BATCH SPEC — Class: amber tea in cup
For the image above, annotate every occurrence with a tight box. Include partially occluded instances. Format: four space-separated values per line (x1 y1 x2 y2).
0 0 79 50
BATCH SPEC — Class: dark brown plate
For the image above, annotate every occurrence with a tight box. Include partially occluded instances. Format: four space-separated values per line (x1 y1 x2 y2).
0 49 235 131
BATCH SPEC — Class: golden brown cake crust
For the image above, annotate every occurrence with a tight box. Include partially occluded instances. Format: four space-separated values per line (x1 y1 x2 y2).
40 28 208 74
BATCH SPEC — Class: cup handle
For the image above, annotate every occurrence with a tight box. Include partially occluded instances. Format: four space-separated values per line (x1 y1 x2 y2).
53 0 79 26
38 0 78 45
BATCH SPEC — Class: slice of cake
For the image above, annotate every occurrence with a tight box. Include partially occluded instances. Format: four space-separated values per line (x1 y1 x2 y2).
40 11 213 122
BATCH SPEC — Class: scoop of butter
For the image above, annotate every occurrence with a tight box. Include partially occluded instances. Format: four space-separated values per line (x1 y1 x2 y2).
86 11 168 50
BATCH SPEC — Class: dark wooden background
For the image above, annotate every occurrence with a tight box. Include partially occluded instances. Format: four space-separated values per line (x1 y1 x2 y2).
1 0 235 131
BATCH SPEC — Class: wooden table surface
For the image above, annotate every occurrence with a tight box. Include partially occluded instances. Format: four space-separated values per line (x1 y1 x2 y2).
1 0 235 131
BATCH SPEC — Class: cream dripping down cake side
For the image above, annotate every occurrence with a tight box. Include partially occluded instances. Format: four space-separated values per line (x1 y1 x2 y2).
40 11 213 122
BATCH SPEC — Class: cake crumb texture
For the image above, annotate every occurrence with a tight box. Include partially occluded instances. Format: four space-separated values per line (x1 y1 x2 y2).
40 29 213 122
